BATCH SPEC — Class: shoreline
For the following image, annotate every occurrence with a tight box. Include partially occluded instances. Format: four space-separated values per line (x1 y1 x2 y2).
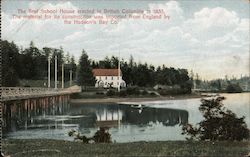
70 94 203 104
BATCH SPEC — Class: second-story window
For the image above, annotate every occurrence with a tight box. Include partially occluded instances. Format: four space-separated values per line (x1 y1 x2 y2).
99 76 101 80
111 76 113 80
105 76 107 80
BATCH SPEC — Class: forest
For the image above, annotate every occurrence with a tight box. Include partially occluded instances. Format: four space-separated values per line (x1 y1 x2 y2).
1 40 77 87
1 40 192 93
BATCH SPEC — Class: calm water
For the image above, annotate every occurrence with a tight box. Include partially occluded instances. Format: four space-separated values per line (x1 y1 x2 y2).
4 93 250 143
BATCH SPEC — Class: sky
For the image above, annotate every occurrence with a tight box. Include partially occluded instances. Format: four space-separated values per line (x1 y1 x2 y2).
2 0 250 80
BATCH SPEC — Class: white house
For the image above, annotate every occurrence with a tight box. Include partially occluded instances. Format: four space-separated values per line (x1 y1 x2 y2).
92 69 126 88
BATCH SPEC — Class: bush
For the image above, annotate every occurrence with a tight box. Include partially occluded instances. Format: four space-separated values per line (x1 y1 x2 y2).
226 83 243 93
96 91 105 95
106 90 116 96
119 90 127 97
68 127 112 143
158 88 187 95
182 97 249 141
141 90 148 95
68 130 91 143
126 87 140 95
149 92 157 96
93 127 112 143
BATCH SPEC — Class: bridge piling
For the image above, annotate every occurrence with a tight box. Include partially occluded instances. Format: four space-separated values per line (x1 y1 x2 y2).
0 103 3 157
0 86 80 155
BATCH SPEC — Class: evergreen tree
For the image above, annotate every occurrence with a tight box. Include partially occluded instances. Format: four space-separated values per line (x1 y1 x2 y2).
65 52 71 64
68 55 77 82
1 40 20 86
77 50 95 90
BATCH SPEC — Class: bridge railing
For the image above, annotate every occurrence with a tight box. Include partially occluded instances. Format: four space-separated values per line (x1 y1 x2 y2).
0 86 81 101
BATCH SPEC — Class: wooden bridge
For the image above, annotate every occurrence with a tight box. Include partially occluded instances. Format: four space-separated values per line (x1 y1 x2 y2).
0 85 81 102
0 86 81 156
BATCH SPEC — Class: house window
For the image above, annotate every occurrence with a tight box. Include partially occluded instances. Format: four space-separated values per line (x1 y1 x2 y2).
105 82 107 85
117 82 119 85
117 76 119 80
99 76 101 80
105 76 107 80
111 76 113 80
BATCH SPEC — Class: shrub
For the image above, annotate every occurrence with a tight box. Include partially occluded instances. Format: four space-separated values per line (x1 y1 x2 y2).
119 90 127 97
68 127 112 143
158 88 189 96
68 129 91 143
106 90 116 96
96 91 105 95
182 97 249 141
226 83 243 93
149 92 157 96
93 127 112 143
126 87 140 95
141 90 148 95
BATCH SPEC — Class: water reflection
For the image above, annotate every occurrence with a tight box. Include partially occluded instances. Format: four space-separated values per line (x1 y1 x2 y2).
2 96 70 133
119 105 188 126
3 100 189 141
95 107 122 128
5 93 249 142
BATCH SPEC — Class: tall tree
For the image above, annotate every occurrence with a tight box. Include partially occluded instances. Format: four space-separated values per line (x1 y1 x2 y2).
110 56 119 68
65 52 71 64
20 41 46 80
77 50 95 90
1 40 20 86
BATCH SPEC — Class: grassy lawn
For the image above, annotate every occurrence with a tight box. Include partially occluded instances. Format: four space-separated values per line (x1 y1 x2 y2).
3 139 250 157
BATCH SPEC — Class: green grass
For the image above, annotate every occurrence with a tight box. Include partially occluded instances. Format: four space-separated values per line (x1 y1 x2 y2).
3 139 250 157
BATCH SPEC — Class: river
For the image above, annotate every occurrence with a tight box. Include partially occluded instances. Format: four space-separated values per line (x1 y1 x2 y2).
4 93 250 143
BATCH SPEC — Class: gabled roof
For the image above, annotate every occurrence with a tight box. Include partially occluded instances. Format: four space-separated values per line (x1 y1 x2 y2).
92 69 122 76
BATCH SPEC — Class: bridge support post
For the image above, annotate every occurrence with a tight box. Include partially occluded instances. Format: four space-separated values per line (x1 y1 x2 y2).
62 63 64 89
48 56 51 88
0 103 4 157
70 70 73 86
55 55 57 89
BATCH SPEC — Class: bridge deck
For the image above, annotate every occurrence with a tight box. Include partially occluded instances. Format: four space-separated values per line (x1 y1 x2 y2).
0 86 81 102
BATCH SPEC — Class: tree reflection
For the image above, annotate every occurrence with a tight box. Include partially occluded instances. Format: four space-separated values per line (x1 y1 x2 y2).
119 105 188 127
3 102 189 136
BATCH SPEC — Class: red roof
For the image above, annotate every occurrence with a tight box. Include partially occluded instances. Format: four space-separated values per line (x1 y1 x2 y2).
92 69 122 76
